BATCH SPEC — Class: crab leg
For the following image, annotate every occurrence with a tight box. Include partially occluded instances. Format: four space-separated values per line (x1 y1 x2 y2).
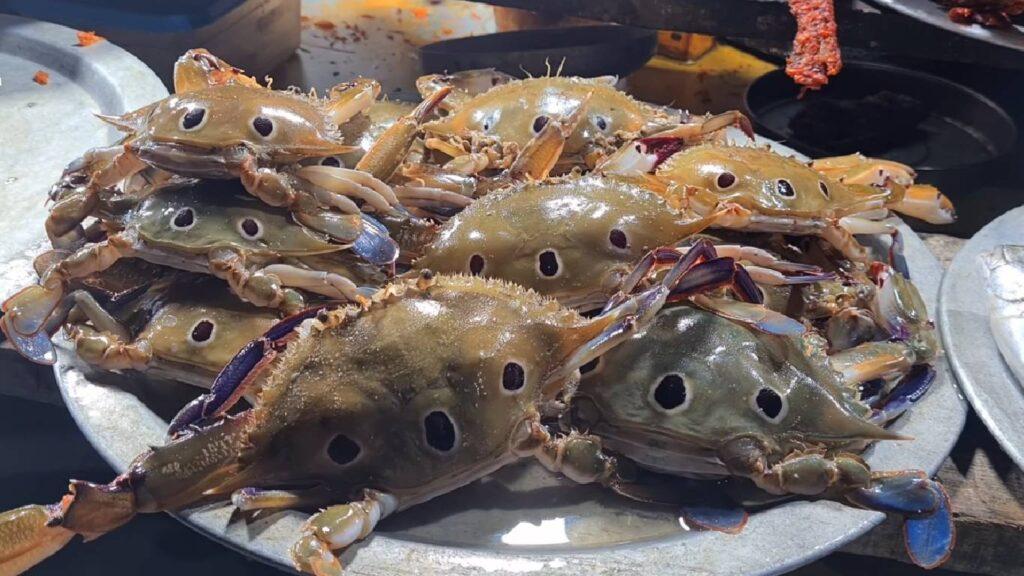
0 504 74 576
507 92 591 181
355 86 451 182
291 489 399 576
207 249 305 312
324 79 382 127
232 486 335 512
172 48 260 92
297 166 400 212
262 264 364 301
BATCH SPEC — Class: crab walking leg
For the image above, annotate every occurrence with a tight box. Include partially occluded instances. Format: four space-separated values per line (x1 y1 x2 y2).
393 185 473 210
68 325 153 371
291 490 399 576
511 419 619 485
323 79 383 127
46 189 99 249
261 264 363 301
207 249 305 311
356 86 452 182
232 486 335 512
507 92 592 181
0 505 74 576
296 166 400 213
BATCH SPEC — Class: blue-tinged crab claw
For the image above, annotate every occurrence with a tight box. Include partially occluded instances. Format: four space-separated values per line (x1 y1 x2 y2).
904 481 955 569
168 306 327 436
0 314 56 365
691 295 806 337
869 365 935 425
679 502 749 535
351 213 400 267
846 472 940 515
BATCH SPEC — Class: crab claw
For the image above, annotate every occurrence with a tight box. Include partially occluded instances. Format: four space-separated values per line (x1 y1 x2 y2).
892 184 957 225
868 365 935 425
904 482 955 569
0 504 74 576
2 284 64 337
350 213 400 267
168 307 327 436
0 313 57 365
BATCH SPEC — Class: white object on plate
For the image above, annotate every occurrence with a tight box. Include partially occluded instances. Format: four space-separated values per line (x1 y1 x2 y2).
982 245 1024 386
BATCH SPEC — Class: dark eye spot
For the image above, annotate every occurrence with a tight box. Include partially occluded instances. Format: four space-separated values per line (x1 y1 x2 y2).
321 156 342 167
609 228 629 250
819 181 830 198
181 107 206 130
171 207 195 230
469 254 485 276
716 171 736 189
502 362 525 392
532 115 550 134
538 250 560 277
776 179 796 198
579 357 600 375
327 434 361 465
252 116 274 137
595 116 608 131
653 374 688 411
754 387 785 421
238 217 262 239
424 410 457 452
189 319 214 343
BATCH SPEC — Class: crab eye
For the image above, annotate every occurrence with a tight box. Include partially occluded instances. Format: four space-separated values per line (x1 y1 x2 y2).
170 207 196 230
776 179 796 198
327 434 361 465
502 361 526 393
469 254 485 276
321 156 343 167
752 387 787 423
537 249 562 278
423 410 458 453
188 319 216 346
532 115 550 134
594 115 609 132
180 107 206 131
236 217 263 240
716 171 737 189
252 116 274 138
819 181 830 198
609 228 629 250
650 373 690 412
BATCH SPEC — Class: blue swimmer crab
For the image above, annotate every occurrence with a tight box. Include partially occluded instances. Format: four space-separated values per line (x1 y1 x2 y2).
3 178 395 364
0 255 739 576
566 304 953 569
599 141 956 262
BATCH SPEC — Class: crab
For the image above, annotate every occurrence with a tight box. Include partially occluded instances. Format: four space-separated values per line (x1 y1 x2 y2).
563 304 953 569
416 70 748 175
0 252 748 576
45 49 437 250
598 142 956 262
412 174 833 331
3 178 397 364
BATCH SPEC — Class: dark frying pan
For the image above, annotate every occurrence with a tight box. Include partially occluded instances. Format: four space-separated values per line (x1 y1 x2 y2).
420 24 657 78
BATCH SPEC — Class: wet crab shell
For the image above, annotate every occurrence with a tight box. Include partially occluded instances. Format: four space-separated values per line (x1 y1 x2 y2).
413 175 705 310
573 305 897 477
422 76 681 161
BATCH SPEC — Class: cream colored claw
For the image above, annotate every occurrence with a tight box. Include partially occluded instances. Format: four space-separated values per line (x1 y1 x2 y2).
297 166 399 213
291 490 399 576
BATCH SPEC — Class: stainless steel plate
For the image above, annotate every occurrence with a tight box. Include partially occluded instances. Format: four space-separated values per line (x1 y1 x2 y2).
939 206 1024 470
873 0 1024 52
46 139 967 576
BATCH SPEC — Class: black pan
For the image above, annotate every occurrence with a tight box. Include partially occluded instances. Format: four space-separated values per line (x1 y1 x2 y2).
420 24 657 78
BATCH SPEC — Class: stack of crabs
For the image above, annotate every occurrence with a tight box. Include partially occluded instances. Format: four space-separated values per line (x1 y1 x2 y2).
0 50 959 576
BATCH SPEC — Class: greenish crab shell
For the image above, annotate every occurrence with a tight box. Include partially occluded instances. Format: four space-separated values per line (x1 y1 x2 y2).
573 305 895 477
413 175 707 310
132 180 350 257
211 275 614 506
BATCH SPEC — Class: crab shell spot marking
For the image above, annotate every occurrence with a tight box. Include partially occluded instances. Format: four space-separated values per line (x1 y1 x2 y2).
180 106 207 131
320 156 343 168
716 171 737 190
423 410 459 454
170 207 196 231
236 217 264 240
776 179 796 198
609 228 630 251
751 387 787 423
252 116 274 138
579 356 602 377
537 249 563 278
532 115 550 134
594 115 609 132
327 434 362 466
819 181 830 198
501 361 526 394
649 373 691 413
188 319 216 347
469 254 485 276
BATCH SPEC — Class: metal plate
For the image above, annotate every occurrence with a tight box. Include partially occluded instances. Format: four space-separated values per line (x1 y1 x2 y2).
873 0 1024 52
939 206 1024 470
0 14 168 266
38 134 966 575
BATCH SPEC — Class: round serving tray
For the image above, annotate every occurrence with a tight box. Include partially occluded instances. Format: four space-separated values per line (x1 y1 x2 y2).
939 206 1024 471
873 0 1024 53
39 134 967 575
